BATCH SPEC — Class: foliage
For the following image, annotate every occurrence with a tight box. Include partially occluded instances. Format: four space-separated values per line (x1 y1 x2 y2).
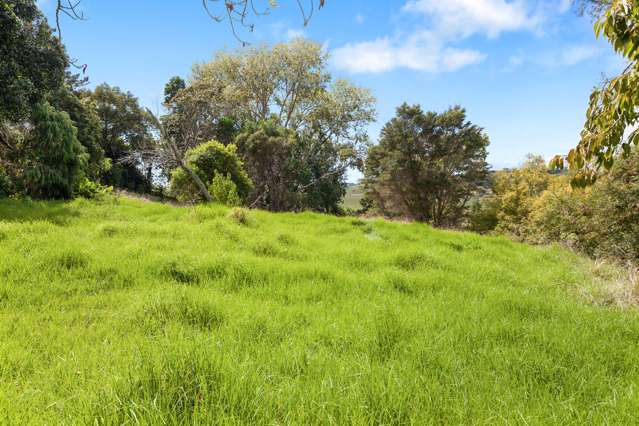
209 172 241 207
74 177 113 200
88 84 154 192
481 155 554 237
552 0 639 185
364 104 490 225
0 0 68 123
170 141 252 203
0 196 638 423
22 103 88 199
235 121 346 212
531 149 639 264
163 76 186 105
50 75 107 180
473 150 639 265
174 39 375 168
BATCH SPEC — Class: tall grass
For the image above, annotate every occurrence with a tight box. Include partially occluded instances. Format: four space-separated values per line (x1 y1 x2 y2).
0 196 638 424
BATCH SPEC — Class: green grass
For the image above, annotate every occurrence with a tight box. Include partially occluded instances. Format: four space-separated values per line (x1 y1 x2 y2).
0 196 638 424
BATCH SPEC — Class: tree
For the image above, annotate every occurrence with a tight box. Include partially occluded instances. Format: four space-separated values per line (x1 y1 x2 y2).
180 39 375 164
50 74 106 180
551 0 639 185
364 104 490 226
22 103 88 199
235 121 297 210
88 84 154 192
163 39 374 209
234 120 345 212
169 141 252 203
474 155 554 238
0 0 67 124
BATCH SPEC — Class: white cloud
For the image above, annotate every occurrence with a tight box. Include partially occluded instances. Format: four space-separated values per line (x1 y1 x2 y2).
355 14 366 25
558 45 600 66
402 0 542 38
501 44 601 72
332 32 485 73
333 0 541 74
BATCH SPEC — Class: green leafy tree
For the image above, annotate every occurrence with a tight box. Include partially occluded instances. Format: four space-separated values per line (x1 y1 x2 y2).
235 121 346 212
364 104 490 226
89 84 154 192
472 155 554 237
50 75 106 180
174 39 375 168
0 0 67 124
552 0 639 185
170 141 252 203
22 103 88 199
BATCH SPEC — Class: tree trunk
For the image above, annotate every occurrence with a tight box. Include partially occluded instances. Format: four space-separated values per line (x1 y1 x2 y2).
179 159 214 202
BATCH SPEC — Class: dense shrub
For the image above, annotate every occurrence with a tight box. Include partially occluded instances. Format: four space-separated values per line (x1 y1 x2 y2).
170 141 252 203
209 173 240 207
529 151 639 264
471 151 639 265
74 178 113 200
468 155 553 236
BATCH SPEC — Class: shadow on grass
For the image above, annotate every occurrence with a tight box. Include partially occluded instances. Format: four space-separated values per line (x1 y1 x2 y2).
0 199 81 225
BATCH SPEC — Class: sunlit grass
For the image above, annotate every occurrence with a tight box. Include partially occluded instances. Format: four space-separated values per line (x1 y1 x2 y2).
0 196 638 424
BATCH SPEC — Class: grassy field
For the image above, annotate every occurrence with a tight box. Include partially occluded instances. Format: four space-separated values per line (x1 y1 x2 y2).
0 196 638 424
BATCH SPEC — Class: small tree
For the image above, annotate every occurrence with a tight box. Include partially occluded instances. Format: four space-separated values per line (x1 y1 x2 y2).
169 141 252 203
209 173 241 207
364 104 489 226
22 103 88 199
88 84 154 192
487 155 554 237
235 121 347 212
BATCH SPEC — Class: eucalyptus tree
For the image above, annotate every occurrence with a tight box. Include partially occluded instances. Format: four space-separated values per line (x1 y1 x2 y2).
552 0 639 185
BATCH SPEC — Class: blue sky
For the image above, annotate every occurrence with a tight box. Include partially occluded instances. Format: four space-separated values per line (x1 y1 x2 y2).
39 0 623 172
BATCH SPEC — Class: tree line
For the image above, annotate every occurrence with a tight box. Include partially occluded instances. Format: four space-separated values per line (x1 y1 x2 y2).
1 0 637 266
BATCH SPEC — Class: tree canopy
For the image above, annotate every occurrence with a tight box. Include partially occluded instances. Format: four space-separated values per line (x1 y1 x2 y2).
364 104 490 225
0 0 68 124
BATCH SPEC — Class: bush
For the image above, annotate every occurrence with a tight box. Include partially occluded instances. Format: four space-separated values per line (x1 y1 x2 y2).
236 121 348 213
473 151 639 265
170 141 252 203
74 178 113 200
529 150 639 264
209 173 241 207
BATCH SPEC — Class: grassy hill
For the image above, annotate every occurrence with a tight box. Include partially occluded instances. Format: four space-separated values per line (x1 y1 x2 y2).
0 196 638 424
